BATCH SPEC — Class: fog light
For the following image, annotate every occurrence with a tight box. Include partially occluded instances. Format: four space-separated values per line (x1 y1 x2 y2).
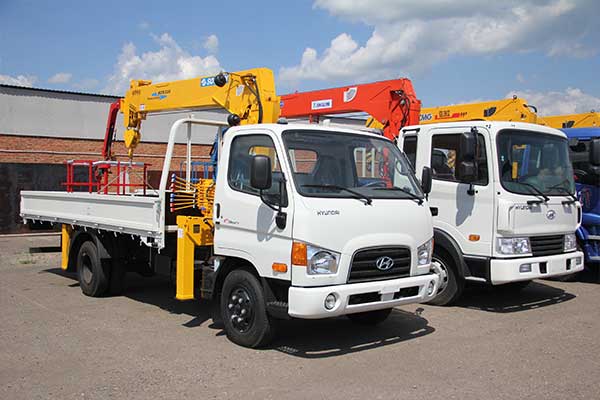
519 263 532 273
576 257 582 265
427 281 435 296
324 293 336 310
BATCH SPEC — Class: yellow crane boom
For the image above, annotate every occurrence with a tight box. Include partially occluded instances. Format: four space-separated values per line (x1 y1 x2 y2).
116 67 279 158
418 96 544 125
541 111 599 129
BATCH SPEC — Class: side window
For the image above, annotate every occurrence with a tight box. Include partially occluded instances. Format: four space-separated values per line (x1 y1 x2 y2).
402 136 417 170
431 134 488 185
228 135 286 201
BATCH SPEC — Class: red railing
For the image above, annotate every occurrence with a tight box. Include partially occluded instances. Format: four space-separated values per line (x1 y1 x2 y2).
64 160 148 195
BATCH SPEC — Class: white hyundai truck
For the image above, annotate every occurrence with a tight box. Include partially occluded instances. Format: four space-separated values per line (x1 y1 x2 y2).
21 119 439 347
399 121 584 305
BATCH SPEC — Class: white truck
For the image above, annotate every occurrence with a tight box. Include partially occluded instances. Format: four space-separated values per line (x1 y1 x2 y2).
399 121 584 305
21 118 439 347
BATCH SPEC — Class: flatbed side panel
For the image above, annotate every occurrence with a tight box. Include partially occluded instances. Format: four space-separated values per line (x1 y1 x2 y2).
20 191 163 246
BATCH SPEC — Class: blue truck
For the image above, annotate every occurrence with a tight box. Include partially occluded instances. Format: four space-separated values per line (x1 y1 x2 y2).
562 128 600 279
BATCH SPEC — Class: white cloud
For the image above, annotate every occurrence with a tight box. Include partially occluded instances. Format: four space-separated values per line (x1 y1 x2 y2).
0 74 37 87
103 33 222 94
281 0 599 86
203 34 219 54
506 88 600 115
48 72 72 84
138 21 150 30
516 73 525 84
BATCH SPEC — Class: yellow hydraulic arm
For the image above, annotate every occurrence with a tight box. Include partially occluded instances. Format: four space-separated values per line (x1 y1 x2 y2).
541 111 599 129
366 96 544 130
118 67 280 157
418 96 544 125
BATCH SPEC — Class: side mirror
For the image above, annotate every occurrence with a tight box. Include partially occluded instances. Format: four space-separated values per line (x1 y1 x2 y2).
460 131 477 161
590 138 600 166
457 161 477 183
421 166 432 195
250 155 272 190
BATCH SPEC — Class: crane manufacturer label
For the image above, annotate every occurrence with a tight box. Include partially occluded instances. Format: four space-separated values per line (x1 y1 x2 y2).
311 99 332 110
200 75 228 87
343 87 357 103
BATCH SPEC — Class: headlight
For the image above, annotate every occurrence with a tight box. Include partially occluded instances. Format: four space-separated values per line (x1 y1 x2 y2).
307 245 340 275
417 238 434 266
497 237 531 255
564 233 577 251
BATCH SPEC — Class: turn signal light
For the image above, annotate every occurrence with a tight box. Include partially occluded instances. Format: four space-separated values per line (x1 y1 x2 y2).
291 242 307 266
469 234 480 242
272 263 288 273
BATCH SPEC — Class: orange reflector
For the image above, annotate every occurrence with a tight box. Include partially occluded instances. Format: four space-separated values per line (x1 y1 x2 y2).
272 263 287 273
291 242 307 266
469 234 480 242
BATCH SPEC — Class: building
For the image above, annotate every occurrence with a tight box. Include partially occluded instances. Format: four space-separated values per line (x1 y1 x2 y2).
0 84 226 233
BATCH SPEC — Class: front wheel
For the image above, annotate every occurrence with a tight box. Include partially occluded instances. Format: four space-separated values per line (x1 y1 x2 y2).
347 308 392 325
220 270 276 348
427 250 463 306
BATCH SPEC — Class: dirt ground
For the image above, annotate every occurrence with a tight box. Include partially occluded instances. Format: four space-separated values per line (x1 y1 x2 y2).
1 235 599 400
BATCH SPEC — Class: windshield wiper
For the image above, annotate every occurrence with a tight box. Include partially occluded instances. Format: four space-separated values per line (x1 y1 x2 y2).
302 184 372 205
515 180 549 204
373 187 424 205
547 180 578 203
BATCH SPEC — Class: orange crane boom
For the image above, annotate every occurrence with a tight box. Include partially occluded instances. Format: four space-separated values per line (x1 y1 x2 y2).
279 78 421 140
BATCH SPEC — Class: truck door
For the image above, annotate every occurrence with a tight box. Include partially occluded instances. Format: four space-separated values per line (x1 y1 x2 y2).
406 127 494 258
213 130 294 280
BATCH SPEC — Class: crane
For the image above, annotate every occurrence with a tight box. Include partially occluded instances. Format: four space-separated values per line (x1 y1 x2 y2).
102 67 280 160
542 111 599 129
417 96 544 125
279 78 421 140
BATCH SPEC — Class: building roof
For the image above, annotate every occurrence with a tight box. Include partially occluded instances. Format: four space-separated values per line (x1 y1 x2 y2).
0 84 119 99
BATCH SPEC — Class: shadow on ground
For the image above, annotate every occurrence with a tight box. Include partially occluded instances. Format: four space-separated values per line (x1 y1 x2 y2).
270 309 433 358
455 280 576 313
42 267 434 357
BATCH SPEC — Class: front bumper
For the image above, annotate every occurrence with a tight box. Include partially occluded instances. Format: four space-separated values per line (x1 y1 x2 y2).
288 273 439 319
490 251 584 285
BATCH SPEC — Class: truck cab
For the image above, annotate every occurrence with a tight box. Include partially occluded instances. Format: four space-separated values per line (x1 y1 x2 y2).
562 128 600 276
399 121 584 305
213 123 439 327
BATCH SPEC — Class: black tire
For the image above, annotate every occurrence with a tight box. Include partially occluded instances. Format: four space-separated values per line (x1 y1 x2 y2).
347 308 392 325
76 240 109 297
427 249 464 306
220 270 275 348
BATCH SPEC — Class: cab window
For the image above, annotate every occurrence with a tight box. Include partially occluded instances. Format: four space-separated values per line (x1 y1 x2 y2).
228 135 287 204
431 134 488 185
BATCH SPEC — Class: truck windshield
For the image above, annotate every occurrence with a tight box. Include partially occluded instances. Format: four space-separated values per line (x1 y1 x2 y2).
497 129 575 197
282 129 423 201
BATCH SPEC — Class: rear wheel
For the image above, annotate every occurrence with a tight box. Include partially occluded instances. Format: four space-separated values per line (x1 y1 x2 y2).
220 270 275 348
347 308 392 325
427 250 463 306
77 240 109 297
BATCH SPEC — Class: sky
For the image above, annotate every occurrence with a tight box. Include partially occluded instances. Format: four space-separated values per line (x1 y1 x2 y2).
1 0 599 115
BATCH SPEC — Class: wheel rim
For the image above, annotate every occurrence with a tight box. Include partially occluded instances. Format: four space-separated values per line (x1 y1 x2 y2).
431 257 449 294
81 253 93 285
226 286 254 333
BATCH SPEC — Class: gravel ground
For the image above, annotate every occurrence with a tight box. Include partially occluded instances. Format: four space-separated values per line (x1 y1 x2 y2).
1 235 599 400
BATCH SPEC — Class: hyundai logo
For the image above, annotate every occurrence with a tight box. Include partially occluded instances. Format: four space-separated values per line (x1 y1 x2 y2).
375 256 395 271
546 210 556 220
